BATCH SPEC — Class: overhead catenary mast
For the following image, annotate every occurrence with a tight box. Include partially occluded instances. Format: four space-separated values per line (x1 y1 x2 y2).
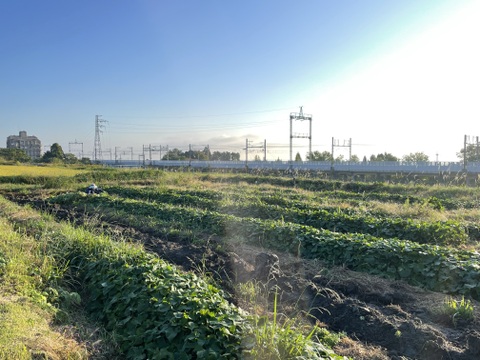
289 106 312 162
68 140 84 159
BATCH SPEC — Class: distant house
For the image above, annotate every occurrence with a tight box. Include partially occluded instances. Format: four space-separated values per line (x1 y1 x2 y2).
6 131 42 159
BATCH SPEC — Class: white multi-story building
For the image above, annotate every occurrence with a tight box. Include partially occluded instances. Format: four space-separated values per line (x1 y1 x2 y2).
6 131 42 159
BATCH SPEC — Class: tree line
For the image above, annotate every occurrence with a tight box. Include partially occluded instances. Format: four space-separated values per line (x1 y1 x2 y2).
159 147 240 161
299 151 430 162
2 143 479 164
0 144 241 164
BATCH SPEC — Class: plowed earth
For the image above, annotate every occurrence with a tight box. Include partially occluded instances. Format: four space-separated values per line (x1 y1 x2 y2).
8 194 480 360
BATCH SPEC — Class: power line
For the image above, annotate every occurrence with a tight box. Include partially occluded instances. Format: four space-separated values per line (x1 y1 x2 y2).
104 107 293 120
106 119 283 134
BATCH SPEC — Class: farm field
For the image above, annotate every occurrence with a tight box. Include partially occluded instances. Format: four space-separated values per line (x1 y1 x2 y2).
1 165 480 359
0 164 86 177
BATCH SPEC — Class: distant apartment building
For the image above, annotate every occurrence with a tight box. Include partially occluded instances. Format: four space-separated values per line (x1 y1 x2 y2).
6 131 42 159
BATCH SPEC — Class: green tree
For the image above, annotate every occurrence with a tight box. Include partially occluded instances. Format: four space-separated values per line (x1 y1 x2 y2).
64 153 78 164
162 148 240 161
211 151 223 160
162 148 186 160
295 152 302 162
0 148 30 163
80 157 91 165
41 143 65 163
306 151 333 161
210 151 240 161
457 144 480 162
350 154 360 163
402 152 429 162
201 146 211 160
370 152 399 161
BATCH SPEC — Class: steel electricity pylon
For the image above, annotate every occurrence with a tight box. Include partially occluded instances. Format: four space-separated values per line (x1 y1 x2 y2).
94 115 107 161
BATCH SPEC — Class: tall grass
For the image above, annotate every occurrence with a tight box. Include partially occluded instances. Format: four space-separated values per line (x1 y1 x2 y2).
0 217 91 359
237 282 346 360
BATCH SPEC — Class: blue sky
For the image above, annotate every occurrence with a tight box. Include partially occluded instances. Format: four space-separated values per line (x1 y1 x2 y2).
1 0 478 161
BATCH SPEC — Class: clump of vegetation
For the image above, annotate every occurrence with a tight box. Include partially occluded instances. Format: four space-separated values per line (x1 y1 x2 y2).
0 217 94 359
0 148 30 163
441 296 475 327
238 283 346 360
82 253 245 358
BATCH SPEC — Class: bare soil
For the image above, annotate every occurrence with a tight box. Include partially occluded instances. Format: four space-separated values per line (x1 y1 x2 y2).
8 194 480 360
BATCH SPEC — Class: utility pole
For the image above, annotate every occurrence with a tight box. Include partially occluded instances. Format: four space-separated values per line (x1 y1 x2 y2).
94 115 107 161
476 136 479 162
156 145 169 160
189 144 192 166
264 139 267 161
148 144 167 160
244 139 266 162
332 138 352 161
244 139 252 166
69 140 83 159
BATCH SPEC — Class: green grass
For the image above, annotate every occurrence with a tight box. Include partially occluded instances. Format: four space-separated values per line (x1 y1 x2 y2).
0 217 94 359
0 297 88 360
237 281 346 360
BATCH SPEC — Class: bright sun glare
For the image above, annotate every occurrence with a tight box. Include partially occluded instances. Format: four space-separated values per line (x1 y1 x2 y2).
302 1 480 161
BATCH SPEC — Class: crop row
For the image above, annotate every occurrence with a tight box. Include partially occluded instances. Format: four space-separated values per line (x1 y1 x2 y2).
104 181 480 224
100 187 469 245
104 186 221 210
309 190 476 211
227 203 468 245
198 174 480 210
254 193 480 242
0 197 245 359
49 193 480 299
